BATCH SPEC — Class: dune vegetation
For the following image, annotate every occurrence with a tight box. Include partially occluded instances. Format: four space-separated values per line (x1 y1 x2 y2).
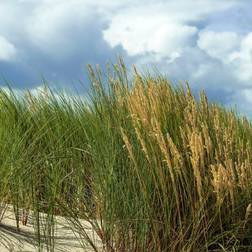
0 60 252 251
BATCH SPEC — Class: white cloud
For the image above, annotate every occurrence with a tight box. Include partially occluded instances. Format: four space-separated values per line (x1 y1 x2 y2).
21 0 144 57
103 0 236 62
25 2 92 56
194 30 252 88
0 0 252 117
197 31 240 62
104 15 197 61
229 33 252 83
0 0 237 62
0 36 17 61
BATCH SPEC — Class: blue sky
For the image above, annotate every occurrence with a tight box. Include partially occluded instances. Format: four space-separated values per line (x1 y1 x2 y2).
0 0 252 116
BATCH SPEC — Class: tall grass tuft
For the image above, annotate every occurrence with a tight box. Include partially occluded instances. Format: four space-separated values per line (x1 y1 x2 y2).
0 60 252 251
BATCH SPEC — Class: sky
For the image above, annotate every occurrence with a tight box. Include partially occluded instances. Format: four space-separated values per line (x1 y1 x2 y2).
1 0 252 117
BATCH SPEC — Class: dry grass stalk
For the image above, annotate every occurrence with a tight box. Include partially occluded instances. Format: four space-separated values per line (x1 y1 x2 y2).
189 131 205 203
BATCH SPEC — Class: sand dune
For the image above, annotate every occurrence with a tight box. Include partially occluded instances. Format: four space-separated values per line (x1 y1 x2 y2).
0 205 101 252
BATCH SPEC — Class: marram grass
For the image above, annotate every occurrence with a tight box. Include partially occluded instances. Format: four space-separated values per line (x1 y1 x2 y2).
0 61 252 251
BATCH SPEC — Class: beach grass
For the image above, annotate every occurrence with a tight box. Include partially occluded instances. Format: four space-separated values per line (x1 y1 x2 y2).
0 60 252 251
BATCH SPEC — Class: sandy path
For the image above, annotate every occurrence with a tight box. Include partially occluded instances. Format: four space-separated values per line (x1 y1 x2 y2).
0 205 101 252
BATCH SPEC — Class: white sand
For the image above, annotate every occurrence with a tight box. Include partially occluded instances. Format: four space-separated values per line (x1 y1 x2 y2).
0 205 102 252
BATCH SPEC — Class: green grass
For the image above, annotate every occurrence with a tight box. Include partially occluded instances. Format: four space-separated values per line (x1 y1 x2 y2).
0 60 252 251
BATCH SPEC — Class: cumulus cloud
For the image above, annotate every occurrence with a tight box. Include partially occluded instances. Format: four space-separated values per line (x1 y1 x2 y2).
25 2 94 57
196 31 252 88
103 0 234 61
102 0 252 116
230 33 252 83
0 0 252 117
197 31 241 62
0 0 129 89
104 16 197 62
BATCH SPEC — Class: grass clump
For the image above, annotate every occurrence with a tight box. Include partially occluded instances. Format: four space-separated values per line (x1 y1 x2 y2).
0 61 252 251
